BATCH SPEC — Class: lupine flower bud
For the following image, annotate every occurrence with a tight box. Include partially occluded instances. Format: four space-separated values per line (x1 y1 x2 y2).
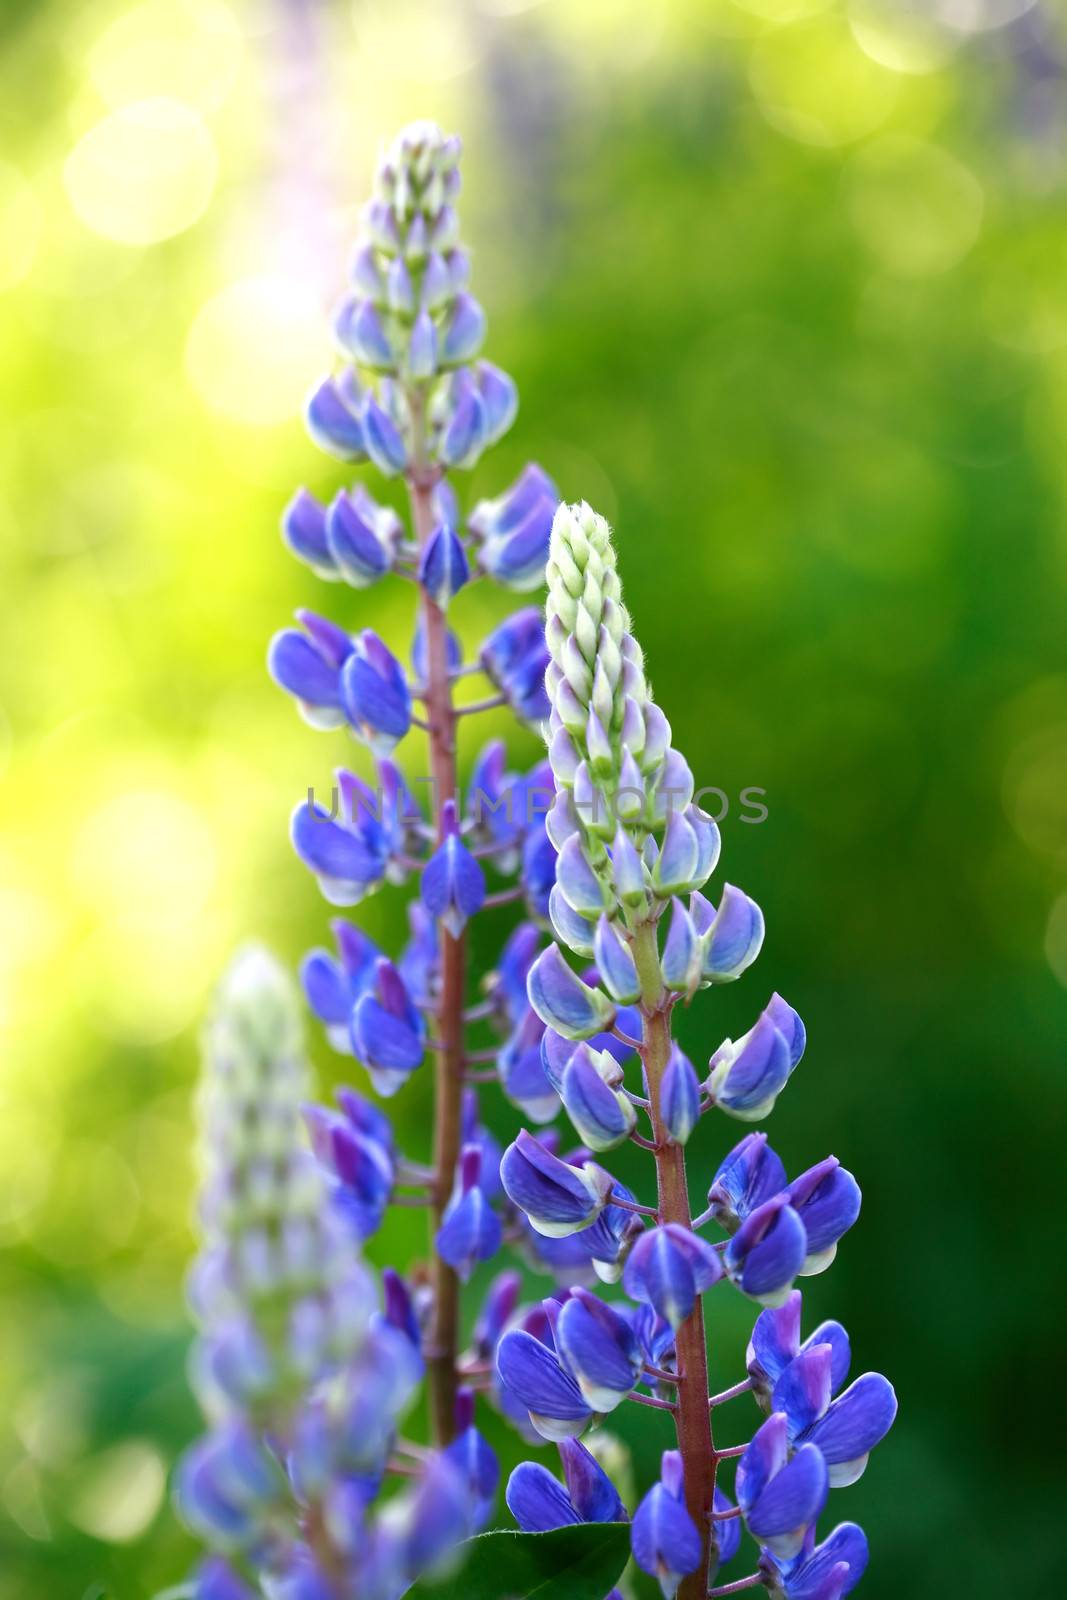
475 361 518 443
760 1521 869 1600
441 292 486 365
326 488 396 586
736 1412 828 1561
340 629 412 754
338 297 394 369
526 944 616 1041
623 1223 723 1330
652 810 702 896
660 1046 701 1145
436 1145 503 1282
661 897 701 994
555 1042 637 1152
707 994 806 1121
421 799 485 935
495 1324 593 1441
549 882 597 958
554 1287 641 1412
631 1449 703 1600
269 610 350 729
474 467 559 590
418 524 470 608
691 883 765 983
351 958 425 1096
787 1157 862 1275
708 1132 788 1232
439 368 487 467
724 1195 808 1307
500 1128 615 1237
306 374 366 460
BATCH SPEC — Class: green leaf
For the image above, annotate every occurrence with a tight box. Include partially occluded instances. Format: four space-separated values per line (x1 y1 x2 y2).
405 1522 631 1600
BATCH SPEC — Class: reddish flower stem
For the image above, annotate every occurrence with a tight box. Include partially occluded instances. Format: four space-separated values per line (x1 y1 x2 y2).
407 391 464 1446
632 921 716 1600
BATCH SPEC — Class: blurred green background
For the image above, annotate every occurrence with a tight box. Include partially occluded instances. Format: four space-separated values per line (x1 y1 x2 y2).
2 0 1066 1594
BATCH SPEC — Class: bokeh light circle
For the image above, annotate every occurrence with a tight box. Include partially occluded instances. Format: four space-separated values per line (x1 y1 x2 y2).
749 15 899 147
185 274 327 424
848 0 961 74
0 161 42 291
88 0 243 113
844 136 984 277
64 97 217 246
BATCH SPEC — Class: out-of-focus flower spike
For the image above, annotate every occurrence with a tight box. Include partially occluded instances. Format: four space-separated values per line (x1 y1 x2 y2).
631 1449 703 1600
306 375 367 460
500 1128 614 1237
194 1557 260 1600
406 308 437 380
445 1388 499 1532
527 945 616 1041
418 524 470 608
594 916 640 1004
421 798 485 936
661 1046 701 1145
337 297 394 369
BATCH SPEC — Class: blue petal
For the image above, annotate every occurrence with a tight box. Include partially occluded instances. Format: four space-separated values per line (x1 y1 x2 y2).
558 1437 627 1524
631 1481 702 1598
495 1330 592 1436
505 1462 580 1532
527 946 615 1041
326 491 389 585
803 1374 897 1469
282 489 335 576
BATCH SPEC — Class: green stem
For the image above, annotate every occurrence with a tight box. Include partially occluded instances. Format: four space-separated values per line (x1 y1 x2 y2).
632 919 717 1600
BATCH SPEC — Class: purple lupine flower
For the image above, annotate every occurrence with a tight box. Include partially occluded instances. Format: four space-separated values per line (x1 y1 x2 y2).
444 1388 499 1531
268 609 351 729
735 1412 829 1561
500 1129 615 1237
301 919 382 1051
325 487 398 586
526 944 615 1041
487 921 544 1026
623 1223 723 1330
281 489 335 580
339 629 412 754
479 607 552 722
421 798 485 935
786 1157 862 1274
788 1368 898 1488
305 372 366 460
691 883 766 983
471 1270 521 1362
304 1103 394 1240
439 367 487 468
495 1319 593 1441
498 1007 558 1123
475 360 518 444
555 1042 637 1151
661 1046 701 1145
177 1420 285 1552
290 782 391 906
436 1145 503 1281
361 392 408 474
194 1557 259 1600
418 523 470 608
724 1195 808 1306
440 292 486 365
554 1286 641 1412
506 1436 626 1530
631 1450 703 1600
747 1291 850 1412
706 993 806 1121
760 1520 869 1600
707 1132 788 1232
351 958 425 1096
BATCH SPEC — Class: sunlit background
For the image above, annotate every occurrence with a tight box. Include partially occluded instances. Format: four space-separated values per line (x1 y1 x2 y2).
2 0 1066 1594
